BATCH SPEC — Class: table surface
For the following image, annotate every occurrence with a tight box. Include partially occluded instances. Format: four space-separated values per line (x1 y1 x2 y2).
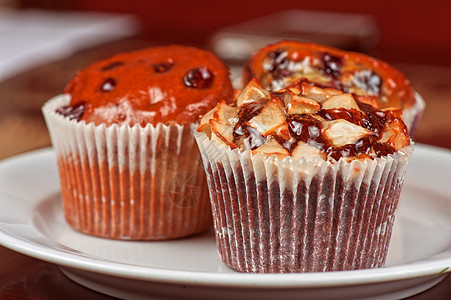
0 38 450 299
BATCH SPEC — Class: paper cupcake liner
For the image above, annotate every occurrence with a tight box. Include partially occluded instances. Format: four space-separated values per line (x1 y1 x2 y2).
194 131 413 273
403 92 425 138
42 95 212 240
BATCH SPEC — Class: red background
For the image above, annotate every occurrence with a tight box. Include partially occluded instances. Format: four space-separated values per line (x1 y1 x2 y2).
66 0 451 67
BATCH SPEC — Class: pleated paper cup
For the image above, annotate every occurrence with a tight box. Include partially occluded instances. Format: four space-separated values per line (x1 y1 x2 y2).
194 131 413 273
42 95 212 240
403 92 425 137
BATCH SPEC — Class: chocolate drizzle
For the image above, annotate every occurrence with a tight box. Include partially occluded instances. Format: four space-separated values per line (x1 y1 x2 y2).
233 100 269 149
287 115 325 150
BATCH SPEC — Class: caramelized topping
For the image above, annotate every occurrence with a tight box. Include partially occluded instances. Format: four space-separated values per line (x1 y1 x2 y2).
198 80 410 162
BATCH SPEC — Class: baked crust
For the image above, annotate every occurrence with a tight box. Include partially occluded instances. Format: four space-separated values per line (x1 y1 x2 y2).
62 45 234 126
243 40 415 110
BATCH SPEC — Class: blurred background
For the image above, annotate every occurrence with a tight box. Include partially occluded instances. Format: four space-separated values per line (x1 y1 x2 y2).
1 2 451 299
1 0 451 159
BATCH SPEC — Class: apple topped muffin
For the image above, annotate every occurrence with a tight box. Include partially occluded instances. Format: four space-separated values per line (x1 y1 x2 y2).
195 78 413 273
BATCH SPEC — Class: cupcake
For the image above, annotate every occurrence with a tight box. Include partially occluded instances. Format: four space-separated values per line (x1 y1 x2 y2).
195 79 413 273
243 40 424 135
42 45 234 240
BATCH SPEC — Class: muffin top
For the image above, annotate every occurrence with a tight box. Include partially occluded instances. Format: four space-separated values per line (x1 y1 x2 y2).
243 40 415 110
57 45 234 126
198 79 411 162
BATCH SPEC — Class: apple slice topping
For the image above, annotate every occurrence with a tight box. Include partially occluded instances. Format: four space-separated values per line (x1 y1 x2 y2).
322 93 361 111
198 78 410 161
322 119 375 147
253 137 289 158
247 97 289 138
291 141 326 161
236 78 270 106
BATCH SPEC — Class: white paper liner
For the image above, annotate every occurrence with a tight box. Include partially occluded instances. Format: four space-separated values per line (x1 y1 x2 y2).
403 92 425 137
194 131 413 273
42 95 212 240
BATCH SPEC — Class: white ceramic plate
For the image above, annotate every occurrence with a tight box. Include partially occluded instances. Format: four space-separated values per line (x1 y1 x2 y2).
0 144 450 300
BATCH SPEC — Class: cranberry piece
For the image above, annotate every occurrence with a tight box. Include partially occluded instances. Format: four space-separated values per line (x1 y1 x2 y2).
101 61 123 71
153 60 174 73
183 67 214 89
101 78 116 92
56 102 86 121
322 53 343 78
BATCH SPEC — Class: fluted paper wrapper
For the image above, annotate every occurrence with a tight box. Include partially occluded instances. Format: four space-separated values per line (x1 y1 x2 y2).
194 131 413 273
42 95 212 240
403 92 425 137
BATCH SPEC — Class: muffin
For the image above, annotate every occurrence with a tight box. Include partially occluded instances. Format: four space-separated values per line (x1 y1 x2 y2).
42 45 234 240
195 79 413 272
243 40 424 135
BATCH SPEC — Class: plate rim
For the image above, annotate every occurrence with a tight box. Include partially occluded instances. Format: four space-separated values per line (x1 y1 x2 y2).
0 144 450 288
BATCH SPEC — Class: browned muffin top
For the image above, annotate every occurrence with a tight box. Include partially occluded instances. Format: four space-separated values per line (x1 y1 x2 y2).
57 45 234 126
243 40 416 111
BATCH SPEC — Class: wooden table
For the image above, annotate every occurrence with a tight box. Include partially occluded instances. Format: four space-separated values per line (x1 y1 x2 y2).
0 39 450 299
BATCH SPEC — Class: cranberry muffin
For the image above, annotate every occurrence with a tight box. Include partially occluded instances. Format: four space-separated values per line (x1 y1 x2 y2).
243 40 424 135
63 45 234 126
195 79 413 272
42 45 234 240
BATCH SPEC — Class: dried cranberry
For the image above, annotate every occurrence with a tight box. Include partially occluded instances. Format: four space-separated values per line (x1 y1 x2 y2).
56 102 86 121
153 60 174 73
101 61 123 71
322 53 343 78
183 67 213 89
101 78 116 92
